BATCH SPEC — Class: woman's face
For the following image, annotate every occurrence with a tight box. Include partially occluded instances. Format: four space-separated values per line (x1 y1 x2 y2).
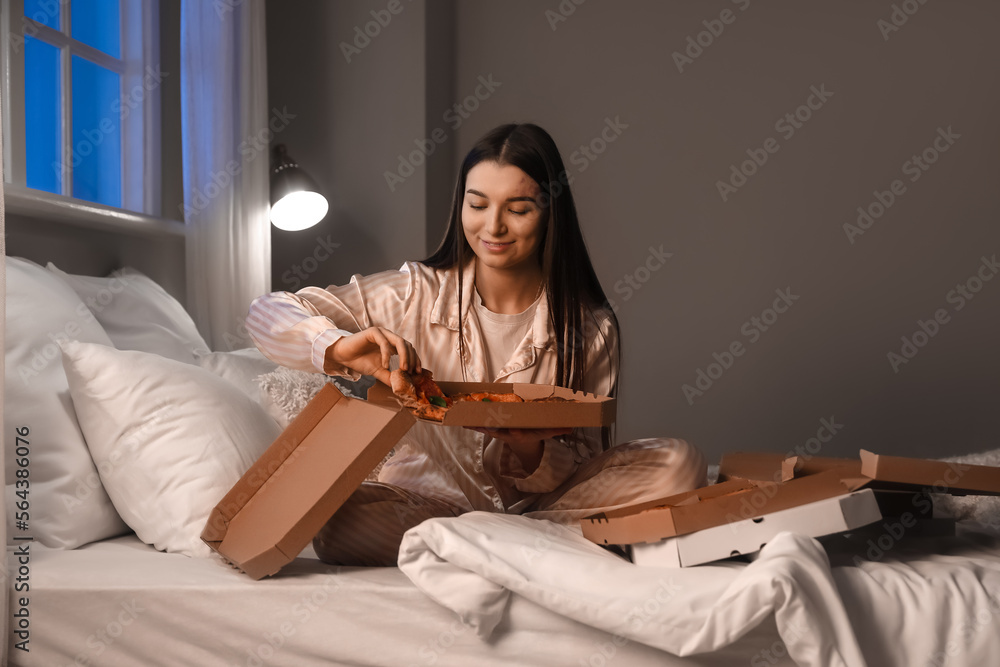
462 161 545 275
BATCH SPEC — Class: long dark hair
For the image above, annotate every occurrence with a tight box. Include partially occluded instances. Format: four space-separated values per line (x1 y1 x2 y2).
424 123 620 436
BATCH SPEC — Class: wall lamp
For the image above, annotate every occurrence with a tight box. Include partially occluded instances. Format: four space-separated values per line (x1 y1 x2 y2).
269 144 329 231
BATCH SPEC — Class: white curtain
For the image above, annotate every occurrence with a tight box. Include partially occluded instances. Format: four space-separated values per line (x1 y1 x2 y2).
181 0 270 350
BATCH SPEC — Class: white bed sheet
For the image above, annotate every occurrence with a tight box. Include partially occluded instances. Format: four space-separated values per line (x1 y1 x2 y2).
6 534 794 667
398 512 1000 667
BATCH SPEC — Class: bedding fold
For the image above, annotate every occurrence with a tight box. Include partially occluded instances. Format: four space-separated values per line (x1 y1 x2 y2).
399 511 1000 667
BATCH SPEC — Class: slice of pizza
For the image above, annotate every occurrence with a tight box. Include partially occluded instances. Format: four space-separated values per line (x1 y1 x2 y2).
451 391 524 404
390 368 452 415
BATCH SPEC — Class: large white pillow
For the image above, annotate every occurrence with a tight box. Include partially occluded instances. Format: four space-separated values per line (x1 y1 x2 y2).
4 257 130 548
47 262 211 364
60 340 282 557
196 348 280 402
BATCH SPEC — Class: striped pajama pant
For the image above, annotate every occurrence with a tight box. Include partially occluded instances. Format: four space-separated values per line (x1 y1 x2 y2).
312 438 707 566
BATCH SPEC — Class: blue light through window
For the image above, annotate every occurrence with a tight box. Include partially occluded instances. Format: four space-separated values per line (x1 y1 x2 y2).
72 0 121 58
25 36 62 196
72 56 121 207
24 0 60 30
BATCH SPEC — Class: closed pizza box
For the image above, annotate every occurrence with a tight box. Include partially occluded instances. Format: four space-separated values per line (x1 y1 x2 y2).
582 468 866 546
367 380 616 429
631 489 883 568
201 383 415 579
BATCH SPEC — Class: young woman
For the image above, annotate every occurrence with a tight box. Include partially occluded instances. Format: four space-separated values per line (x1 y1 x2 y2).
247 123 705 566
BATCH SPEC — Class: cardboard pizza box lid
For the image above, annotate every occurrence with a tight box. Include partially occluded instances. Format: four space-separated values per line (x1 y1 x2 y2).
717 451 787 484
858 449 1000 495
367 380 616 428
782 455 862 480
782 450 1000 495
201 384 415 579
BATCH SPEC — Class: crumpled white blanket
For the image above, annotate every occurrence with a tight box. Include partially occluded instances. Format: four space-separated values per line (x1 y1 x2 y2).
398 512 1000 667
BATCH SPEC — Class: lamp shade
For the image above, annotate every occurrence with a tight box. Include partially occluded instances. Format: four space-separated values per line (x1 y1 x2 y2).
270 144 329 231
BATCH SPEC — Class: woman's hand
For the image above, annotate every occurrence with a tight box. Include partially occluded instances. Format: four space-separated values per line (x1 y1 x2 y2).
468 427 572 474
325 327 421 385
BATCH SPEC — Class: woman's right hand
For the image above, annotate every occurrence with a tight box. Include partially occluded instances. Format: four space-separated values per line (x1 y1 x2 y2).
324 327 421 385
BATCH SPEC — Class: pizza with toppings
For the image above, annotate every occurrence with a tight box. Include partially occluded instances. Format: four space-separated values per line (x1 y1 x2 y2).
388 368 576 422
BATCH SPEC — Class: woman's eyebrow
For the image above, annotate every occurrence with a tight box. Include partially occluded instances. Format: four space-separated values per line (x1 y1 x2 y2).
466 188 537 203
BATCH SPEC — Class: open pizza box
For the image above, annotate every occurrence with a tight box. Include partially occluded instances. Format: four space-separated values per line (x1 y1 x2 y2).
582 449 1000 555
367 380 616 428
201 384 414 579
204 380 616 579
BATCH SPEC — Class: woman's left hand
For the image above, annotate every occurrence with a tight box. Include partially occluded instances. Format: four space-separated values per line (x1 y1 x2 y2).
467 427 572 473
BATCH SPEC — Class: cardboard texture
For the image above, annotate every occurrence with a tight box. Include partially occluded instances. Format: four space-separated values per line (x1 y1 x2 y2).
582 469 865 546
717 452 786 483
782 455 861 481
367 380 616 428
859 449 1000 495
202 384 414 579
631 489 883 568
586 449 1000 551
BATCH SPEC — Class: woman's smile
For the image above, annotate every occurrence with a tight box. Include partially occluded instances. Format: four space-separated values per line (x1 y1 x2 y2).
480 239 515 252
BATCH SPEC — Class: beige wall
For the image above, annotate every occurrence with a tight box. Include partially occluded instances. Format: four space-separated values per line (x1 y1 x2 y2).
269 0 1000 463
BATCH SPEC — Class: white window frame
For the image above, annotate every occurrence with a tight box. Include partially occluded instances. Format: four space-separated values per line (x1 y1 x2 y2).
1 0 164 220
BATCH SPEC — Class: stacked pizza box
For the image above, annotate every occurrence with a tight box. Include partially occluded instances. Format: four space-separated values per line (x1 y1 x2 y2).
581 450 1000 568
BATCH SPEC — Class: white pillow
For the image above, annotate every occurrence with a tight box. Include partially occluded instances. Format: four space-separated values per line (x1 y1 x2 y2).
47 262 211 364
256 366 374 429
197 348 280 402
4 257 130 548
60 340 282 557
256 367 390 481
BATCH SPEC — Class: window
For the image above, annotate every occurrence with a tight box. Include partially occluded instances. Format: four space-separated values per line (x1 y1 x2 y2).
2 0 162 215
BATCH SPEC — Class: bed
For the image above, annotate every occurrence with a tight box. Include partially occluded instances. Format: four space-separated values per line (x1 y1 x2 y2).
5 250 1000 667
